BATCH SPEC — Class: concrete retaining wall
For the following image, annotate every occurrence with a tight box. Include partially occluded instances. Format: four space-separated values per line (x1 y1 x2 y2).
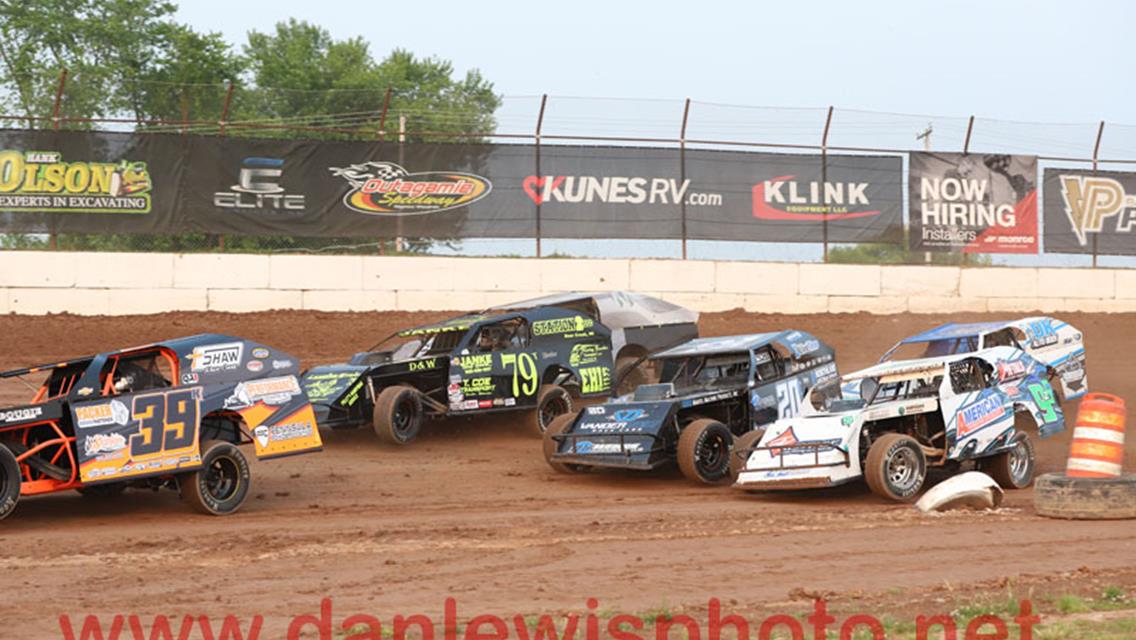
0 251 1133 315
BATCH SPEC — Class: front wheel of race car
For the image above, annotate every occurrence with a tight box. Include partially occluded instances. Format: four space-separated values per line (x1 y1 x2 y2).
864 433 927 502
677 419 734 485
0 444 21 521
984 431 1036 490
728 429 766 484
543 413 588 474
374 385 424 445
534 384 573 435
179 440 251 516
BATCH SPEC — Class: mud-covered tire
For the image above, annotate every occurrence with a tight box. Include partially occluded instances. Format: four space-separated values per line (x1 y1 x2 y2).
179 440 250 516
0 445 20 521
984 431 1036 490
373 385 423 445
677 419 734 484
542 413 587 474
614 355 651 396
729 429 766 483
864 433 927 502
534 384 572 435
1034 473 1136 520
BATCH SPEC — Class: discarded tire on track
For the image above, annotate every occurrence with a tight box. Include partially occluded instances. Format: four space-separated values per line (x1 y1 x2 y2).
1034 473 1136 520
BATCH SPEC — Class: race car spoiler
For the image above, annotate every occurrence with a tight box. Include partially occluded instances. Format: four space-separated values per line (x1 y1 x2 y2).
0 356 92 379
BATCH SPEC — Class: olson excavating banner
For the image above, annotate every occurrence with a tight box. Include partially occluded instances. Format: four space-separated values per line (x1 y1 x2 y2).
0 128 903 243
1042 168 1136 256
908 151 1039 253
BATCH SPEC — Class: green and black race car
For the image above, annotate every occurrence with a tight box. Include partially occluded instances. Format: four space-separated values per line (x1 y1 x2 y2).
301 292 699 445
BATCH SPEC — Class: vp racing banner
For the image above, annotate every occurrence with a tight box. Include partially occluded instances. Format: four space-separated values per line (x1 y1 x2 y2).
908 151 1039 253
1042 167 1136 256
0 129 903 243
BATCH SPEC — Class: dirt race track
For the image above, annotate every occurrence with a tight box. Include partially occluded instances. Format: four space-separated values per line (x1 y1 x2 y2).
3 310 1136 637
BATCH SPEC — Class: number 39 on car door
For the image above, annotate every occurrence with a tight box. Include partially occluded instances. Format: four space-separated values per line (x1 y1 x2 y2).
73 387 204 483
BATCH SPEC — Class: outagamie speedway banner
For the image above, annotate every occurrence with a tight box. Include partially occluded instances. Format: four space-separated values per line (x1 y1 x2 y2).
908 151 1039 253
0 129 903 242
1043 168 1136 256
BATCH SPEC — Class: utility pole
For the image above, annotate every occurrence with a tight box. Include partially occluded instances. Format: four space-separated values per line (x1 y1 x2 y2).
396 115 407 253
916 123 933 263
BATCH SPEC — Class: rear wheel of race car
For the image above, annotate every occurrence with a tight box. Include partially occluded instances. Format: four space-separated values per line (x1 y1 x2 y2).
728 429 766 483
614 355 651 396
534 384 573 435
542 413 588 474
864 433 927 502
677 419 734 484
984 430 1036 490
373 385 423 445
179 440 250 516
0 445 20 521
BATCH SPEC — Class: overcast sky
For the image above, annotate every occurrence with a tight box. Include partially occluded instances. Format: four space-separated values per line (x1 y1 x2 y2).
176 0 1133 125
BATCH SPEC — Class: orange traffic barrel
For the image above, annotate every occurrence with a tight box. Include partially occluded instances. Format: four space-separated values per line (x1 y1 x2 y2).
1066 393 1127 478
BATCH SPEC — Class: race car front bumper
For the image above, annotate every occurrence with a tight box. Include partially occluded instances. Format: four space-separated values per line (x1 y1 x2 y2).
549 431 668 470
733 442 857 490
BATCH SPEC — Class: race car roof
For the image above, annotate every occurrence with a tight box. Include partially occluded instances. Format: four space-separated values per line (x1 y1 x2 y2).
0 333 241 378
898 321 1011 343
487 291 698 330
651 330 827 359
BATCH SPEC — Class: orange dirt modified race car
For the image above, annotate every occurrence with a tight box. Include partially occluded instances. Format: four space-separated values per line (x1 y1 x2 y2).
0 334 322 520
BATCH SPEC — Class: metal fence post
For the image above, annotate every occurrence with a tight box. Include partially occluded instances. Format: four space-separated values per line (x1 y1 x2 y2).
534 94 548 258
377 85 392 140
820 106 834 262
679 98 691 260
218 82 234 137
963 116 975 155
1091 120 1105 268
49 68 68 250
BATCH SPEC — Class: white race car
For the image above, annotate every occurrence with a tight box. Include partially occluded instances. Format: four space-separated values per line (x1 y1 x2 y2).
733 346 1066 502
878 317 1087 402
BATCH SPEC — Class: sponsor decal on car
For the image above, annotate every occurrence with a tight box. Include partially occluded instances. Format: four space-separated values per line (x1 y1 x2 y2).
453 353 493 374
246 360 264 372
532 316 594 337
956 395 1008 438
224 376 302 409
272 359 294 370
0 406 44 424
576 440 642 454
252 347 270 359
83 432 127 456
0 150 152 214
580 366 611 394
409 358 438 372
330 161 491 216
303 371 360 403
213 157 305 213
996 359 1028 381
255 422 315 447
189 342 244 373
613 409 646 422
461 377 495 397
75 400 130 429
569 342 608 367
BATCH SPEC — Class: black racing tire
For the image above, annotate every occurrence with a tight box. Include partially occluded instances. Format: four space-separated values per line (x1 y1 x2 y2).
984 431 1036 490
1034 473 1136 520
729 429 766 484
179 440 251 516
77 482 128 499
677 419 734 485
542 413 587 474
614 355 651 396
534 384 573 435
373 385 423 445
864 433 927 502
0 445 20 521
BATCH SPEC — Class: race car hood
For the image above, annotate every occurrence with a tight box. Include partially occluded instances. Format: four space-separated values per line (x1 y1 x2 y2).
300 365 368 415
550 400 678 469
734 411 862 488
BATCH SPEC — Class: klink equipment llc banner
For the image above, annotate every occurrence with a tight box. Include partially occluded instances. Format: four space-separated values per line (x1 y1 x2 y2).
908 152 1039 253
1043 168 1136 256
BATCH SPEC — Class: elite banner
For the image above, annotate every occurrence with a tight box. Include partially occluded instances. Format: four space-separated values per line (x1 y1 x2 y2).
0 129 904 243
1042 168 1136 256
908 152 1039 253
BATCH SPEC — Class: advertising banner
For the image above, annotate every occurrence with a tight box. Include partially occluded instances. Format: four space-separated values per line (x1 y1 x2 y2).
0 129 184 235
1042 168 1136 256
908 152 1039 253
0 129 904 243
